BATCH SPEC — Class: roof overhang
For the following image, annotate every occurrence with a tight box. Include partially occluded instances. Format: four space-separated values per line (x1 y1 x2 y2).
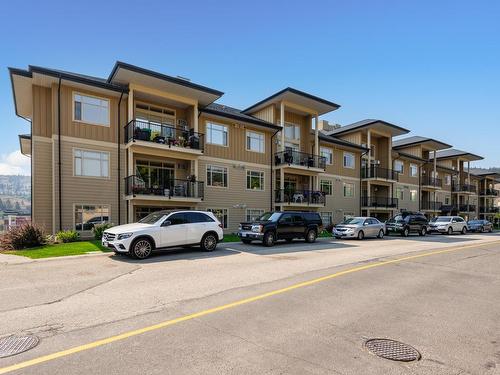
393 137 452 151
332 120 409 137
474 172 500 180
19 134 31 156
394 151 427 163
434 149 484 162
243 87 340 116
318 133 368 152
108 62 223 106
9 68 33 119
199 107 281 131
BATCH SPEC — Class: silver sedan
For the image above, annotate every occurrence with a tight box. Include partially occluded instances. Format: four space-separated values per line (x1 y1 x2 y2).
333 217 386 240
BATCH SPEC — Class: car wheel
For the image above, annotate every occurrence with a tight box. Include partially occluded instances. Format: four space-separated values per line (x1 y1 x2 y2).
201 233 218 252
419 227 427 236
447 227 453 235
263 231 275 247
357 230 364 240
461 226 467 235
377 229 384 239
241 239 252 244
131 238 153 259
402 227 410 237
305 229 317 243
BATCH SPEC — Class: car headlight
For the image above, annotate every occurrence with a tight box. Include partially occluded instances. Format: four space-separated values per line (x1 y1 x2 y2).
117 233 133 240
251 225 263 233
238 224 242 231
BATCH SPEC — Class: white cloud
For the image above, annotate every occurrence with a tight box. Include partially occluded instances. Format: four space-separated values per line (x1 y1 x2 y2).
0 150 31 175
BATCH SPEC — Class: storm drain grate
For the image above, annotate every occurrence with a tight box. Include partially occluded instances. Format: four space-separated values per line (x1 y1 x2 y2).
365 338 421 362
0 335 40 358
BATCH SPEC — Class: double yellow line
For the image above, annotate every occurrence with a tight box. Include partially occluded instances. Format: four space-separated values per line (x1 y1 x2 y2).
0 241 497 374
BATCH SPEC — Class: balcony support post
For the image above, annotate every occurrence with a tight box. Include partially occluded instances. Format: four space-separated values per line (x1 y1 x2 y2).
280 168 285 202
193 103 199 133
280 101 285 152
367 129 371 174
314 114 319 159
127 88 134 122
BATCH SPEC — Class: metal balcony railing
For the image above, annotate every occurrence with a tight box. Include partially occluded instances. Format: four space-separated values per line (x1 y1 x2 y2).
479 206 499 213
421 176 443 188
125 175 204 199
479 189 499 196
421 201 443 211
274 189 326 206
452 183 477 193
124 119 204 151
458 204 476 212
361 196 398 208
361 167 399 181
274 151 326 169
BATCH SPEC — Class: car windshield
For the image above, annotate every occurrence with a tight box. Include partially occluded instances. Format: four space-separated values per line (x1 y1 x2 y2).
340 218 364 225
468 220 482 224
138 212 168 224
432 217 450 223
257 212 282 222
388 215 405 222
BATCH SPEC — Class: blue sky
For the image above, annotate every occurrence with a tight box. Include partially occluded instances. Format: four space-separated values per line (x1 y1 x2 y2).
0 0 499 173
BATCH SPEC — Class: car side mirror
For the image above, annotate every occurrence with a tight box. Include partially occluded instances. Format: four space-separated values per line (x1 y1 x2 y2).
161 220 171 227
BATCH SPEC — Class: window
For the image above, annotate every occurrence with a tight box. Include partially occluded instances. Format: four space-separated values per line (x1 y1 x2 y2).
168 213 188 225
246 131 265 153
185 212 214 223
410 164 418 177
207 208 228 228
445 175 451 185
343 182 354 197
206 165 228 187
284 123 300 140
343 152 355 169
320 180 333 195
74 149 109 178
410 190 417 201
394 160 404 173
73 93 109 126
343 212 354 221
396 187 404 200
74 204 109 231
320 147 333 165
246 209 264 222
246 170 264 190
320 212 333 226
445 196 450 205
206 122 228 146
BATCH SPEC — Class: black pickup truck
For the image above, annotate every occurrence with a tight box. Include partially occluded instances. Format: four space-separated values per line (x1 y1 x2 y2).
237 211 323 246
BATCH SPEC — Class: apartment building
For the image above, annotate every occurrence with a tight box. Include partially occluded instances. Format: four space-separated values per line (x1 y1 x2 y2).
475 172 500 221
9 61 493 234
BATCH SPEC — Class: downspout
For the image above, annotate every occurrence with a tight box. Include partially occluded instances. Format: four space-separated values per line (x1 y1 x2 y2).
57 76 62 231
359 148 369 215
270 129 280 211
117 91 124 225
29 119 33 223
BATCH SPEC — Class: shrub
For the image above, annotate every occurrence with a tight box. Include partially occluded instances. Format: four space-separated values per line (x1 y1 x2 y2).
0 224 46 250
92 223 113 240
56 230 80 243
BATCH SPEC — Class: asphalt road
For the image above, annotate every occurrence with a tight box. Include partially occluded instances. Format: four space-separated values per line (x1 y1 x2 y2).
1 233 500 374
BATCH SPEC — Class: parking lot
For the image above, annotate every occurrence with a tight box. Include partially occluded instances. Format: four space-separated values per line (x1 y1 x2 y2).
1 232 499 374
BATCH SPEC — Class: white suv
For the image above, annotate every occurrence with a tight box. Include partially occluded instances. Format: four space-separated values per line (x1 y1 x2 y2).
102 210 224 259
428 216 468 235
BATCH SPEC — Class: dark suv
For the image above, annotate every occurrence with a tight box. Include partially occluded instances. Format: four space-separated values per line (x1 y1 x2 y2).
237 211 323 246
386 212 429 237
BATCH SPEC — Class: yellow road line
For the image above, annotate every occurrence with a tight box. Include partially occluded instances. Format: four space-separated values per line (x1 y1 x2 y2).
1 240 498 374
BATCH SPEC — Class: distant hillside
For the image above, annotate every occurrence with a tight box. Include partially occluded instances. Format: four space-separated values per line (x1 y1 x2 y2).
471 167 500 175
0 175 31 215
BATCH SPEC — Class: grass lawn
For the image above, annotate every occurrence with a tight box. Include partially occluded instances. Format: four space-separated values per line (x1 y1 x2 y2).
5 240 111 259
222 234 240 243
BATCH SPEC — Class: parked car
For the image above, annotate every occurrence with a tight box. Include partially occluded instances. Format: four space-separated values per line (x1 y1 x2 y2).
428 216 468 235
385 212 429 237
332 217 386 240
237 211 323 246
467 219 493 233
102 210 224 259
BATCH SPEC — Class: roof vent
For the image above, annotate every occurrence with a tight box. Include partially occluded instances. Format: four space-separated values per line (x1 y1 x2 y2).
176 75 191 82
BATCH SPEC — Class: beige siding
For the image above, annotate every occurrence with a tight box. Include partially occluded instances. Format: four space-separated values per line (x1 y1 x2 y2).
32 86 53 137
252 105 275 123
397 159 420 185
338 132 362 145
396 183 420 212
32 139 53 233
400 145 422 158
320 176 360 224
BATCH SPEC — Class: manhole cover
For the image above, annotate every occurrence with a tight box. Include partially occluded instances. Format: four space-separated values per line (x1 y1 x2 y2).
365 338 421 362
0 335 40 358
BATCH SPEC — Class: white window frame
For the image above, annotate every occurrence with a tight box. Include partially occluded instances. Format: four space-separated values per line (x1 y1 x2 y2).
206 165 228 188
410 163 418 177
394 160 404 173
410 189 417 202
246 209 264 222
246 170 265 191
73 204 110 232
73 148 110 179
283 122 301 141
343 182 355 197
445 196 450 205
320 180 333 195
320 147 333 165
73 92 110 127
396 187 404 200
206 122 229 147
246 130 265 153
445 175 451 185
343 152 355 169
207 208 228 229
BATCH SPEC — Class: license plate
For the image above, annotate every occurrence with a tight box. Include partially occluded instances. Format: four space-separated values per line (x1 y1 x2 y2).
241 233 247 238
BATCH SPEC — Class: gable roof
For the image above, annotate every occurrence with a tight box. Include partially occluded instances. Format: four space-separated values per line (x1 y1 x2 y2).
433 148 483 161
242 87 340 116
200 103 280 130
327 119 410 137
392 135 452 150
318 132 368 152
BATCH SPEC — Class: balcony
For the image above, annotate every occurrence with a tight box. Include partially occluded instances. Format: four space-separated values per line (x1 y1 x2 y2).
479 206 499 214
274 151 326 173
458 204 476 212
274 189 326 207
479 189 499 196
452 183 477 194
361 196 398 209
124 120 204 155
125 175 204 202
421 176 442 189
361 167 399 182
421 201 443 211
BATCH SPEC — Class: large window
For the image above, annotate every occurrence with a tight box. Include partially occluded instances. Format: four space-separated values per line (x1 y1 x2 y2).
343 152 355 169
410 164 418 177
343 182 354 197
246 131 265 153
320 180 333 195
284 123 300 140
246 209 264 222
394 160 404 173
320 212 333 226
246 170 264 190
396 187 404 200
320 147 333 165
206 122 228 146
207 208 228 228
74 204 109 231
445 175 451 185
74 149 109 178
206 165 228 187
73 93 109 126
410 190 418 202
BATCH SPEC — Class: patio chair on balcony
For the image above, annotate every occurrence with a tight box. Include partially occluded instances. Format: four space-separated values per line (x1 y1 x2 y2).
284 151 293 164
